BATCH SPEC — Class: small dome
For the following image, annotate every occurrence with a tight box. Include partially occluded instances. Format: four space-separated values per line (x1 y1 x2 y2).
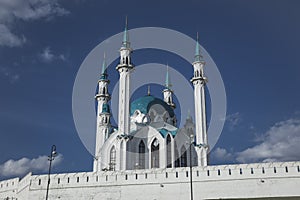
130 95 175 117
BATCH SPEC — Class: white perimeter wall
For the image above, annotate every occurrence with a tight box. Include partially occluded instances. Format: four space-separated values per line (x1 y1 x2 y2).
1 161 300 200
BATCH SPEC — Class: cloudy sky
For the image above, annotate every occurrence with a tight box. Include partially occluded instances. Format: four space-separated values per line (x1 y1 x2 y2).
0 0 300 180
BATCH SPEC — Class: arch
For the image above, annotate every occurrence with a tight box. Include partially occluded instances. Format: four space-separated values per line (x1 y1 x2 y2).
174 140 180 167
109 146 116 171
138 140 146 169
166 134 172 168
180 146 187 167
151 138 159 168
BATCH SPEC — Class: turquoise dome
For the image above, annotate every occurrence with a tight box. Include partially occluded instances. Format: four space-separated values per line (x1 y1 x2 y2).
130 95 174 117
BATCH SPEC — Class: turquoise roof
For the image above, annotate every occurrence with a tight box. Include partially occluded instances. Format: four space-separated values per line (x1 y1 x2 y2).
130 95 174 117
158 128 177 138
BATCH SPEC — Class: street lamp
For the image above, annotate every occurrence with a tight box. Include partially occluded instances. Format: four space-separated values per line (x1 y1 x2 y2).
189 134 194 200
45 145 57 200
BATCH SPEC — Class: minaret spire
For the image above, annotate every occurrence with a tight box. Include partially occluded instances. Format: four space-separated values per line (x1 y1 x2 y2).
100 52 107 80
147 85 151 96
191 32 208 167
116 17 134 137
122 16 130 48
165 64 172 89
163 64 175 110
194 32 203 62
94 53 111 172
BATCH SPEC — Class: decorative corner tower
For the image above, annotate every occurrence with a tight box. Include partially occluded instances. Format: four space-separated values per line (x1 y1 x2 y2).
94 53 111 172
116 17 134 136
163 65 176 109
190 33 209 166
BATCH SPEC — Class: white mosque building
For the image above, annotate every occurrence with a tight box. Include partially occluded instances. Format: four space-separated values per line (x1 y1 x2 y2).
0 22 300 200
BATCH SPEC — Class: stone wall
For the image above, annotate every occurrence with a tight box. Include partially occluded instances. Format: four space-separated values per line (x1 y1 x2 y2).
1 161 300 199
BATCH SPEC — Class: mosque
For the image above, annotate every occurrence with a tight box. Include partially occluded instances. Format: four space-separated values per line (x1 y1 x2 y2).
0 22 299 199
93 21 208 172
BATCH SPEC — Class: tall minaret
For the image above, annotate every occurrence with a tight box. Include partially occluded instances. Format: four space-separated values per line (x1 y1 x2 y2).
190 33 208 166
94 53 111 172
116 17 134 135
163 65 176 109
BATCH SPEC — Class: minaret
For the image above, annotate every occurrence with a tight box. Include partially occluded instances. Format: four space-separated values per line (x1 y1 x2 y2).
116 17 134 135
163 65 176 109
94 53 111 172
190 33 208 166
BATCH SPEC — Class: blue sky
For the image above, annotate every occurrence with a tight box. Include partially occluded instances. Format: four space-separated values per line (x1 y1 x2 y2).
0 0 300 180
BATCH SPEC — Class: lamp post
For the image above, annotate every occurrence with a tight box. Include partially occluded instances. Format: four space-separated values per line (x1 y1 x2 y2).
45 145 57 200
189 134 194 200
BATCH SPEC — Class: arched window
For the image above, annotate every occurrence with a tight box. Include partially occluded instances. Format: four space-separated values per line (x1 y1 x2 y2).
109 146 116 171
180 146 187 167
151 138 159 168
174 140 180 167
166 135 172 168
139 140 146 169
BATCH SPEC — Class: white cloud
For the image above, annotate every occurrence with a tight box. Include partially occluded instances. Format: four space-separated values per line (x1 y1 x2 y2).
236 118 300 163
0 154 63 178
39 46 66 63
0 24 25 47
211 147 233 162
0 66 20 83
0 0 69 47
225 112 241 130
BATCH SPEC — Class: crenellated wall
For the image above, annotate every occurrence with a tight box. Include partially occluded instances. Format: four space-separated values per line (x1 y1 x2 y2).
1 161 300 199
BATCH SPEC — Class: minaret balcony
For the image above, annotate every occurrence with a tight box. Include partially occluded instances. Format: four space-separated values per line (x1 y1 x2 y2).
116 63 134 71
190 76 208 84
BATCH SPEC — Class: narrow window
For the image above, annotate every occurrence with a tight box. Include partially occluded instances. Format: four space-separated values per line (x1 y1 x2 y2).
285 166 288 173
175 172 178 178
138 141 146 169
240 168 243 175
58 178 60 184
180 146 187 167
125 174 128 180
274 167 277 173
77 177 79 183
106 175 108 181
166 172 168 178
151 138 160 168
145 173 148 179
109 146 116 171
96 176 98 182
207 170 210 176
298 166 300 172
251 168 254 174
262 167 265 174
174 141 180 167
67 177 70 183
186 171 189 177
229 169 231 175
196 171 199 177
218 169 221 176
86 176 89 182
135 174 138 179
38 179 41 185
166 135 172 168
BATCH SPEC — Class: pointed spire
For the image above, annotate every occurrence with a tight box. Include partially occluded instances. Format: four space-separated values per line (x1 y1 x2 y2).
122 16 130 48
147 85 151 96
100 52 108 80
194 32 203 62
165 64 172 89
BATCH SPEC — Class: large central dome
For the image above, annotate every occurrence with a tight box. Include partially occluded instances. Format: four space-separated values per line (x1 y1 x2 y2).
130 95 175 117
